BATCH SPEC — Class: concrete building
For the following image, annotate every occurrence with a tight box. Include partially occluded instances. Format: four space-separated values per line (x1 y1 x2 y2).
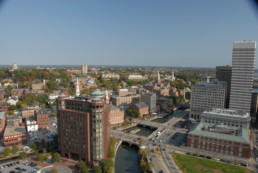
0 112 6 136
36 110 49 129
140 93 156 113
107 105 124 126
200 108 251 129
187 123 250 158
216 66 232 108
101 73 120 80
81 64 88 74
125 75 146 81
229 41 256 113
190 82 227 120
111 94 140 108
57 92 109 163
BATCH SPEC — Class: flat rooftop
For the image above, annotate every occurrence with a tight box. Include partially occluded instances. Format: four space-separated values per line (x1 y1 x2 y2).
203 108 249 119
4 125 26 136
189 122 250 144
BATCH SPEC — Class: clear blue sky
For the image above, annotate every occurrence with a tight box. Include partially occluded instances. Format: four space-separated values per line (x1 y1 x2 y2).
0 0 258 67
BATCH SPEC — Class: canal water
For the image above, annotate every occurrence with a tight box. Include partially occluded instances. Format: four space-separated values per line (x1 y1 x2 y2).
115 144 140 173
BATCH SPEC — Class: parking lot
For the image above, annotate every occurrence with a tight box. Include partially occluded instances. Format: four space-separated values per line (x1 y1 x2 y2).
0 160 40 173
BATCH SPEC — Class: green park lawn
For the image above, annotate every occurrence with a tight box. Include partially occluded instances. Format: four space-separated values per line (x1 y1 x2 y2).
172 152 253 173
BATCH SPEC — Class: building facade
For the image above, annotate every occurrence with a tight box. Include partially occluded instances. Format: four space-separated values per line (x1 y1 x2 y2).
57 93 108 163
216 65 232 108
111 94 140 108
101 73 120 80
190 82 227 120
140 93 156 113
200 108 250 129
229 41 256 113
81 64 88 74
187 123 250 158
107 105 124 126
21 108 35 119
0 112 6 136
36 111 49 129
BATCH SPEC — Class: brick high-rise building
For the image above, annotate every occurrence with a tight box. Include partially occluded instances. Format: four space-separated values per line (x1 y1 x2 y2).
229 41 256 113
57 92 108 163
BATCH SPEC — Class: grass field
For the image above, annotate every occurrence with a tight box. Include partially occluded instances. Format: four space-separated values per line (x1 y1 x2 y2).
172 152 254 173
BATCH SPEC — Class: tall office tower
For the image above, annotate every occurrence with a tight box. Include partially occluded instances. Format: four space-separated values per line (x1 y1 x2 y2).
57 91 108 163
140 93 156 113
81 64 88 74
216 65 232 108
190 81 227 120
229 41 256 113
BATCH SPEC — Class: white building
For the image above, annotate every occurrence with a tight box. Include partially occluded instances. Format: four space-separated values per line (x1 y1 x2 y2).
6 97 18 105
200 108 251 129
229 41 256 113
26 118 38 133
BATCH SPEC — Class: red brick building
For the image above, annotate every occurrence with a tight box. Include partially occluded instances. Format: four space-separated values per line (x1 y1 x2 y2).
21 108 35 119
3 119 27 146
106 105 124 126
57 92 109 163
132 102 149 117
36 111 49 129
187 123 251 158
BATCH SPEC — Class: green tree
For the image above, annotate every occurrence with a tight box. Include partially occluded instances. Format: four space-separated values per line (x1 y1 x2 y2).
3 148 11 156
185 92 191 100
100 159 114 173
11 144 19 153
19 152 28 159
94 166 102 173
43 148 47 153
75 161 86 170
32 142 39 150
81 167 89 173
37 154 45 162
107 138 116 158
51 152 60 163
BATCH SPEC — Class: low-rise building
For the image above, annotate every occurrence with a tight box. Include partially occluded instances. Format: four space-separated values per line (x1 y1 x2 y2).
3 120 27 146
25 117 38 133
32 83 44 90
132 102 149 117
21 108 35 119
187 122 250 158
6 97 18 105
36 110 49 129
200 108 251 129
0 112 6 136
125 75 146 81
111 94 140 108
101 73 120 80
107 105 124 126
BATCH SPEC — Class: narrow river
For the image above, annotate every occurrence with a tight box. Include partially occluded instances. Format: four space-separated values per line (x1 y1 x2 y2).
115 144 140 173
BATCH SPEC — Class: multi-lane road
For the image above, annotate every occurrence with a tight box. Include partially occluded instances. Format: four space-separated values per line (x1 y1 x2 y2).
110 110 258 173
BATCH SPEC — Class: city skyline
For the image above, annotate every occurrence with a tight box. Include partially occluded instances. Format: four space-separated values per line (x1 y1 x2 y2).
0 1 258 67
